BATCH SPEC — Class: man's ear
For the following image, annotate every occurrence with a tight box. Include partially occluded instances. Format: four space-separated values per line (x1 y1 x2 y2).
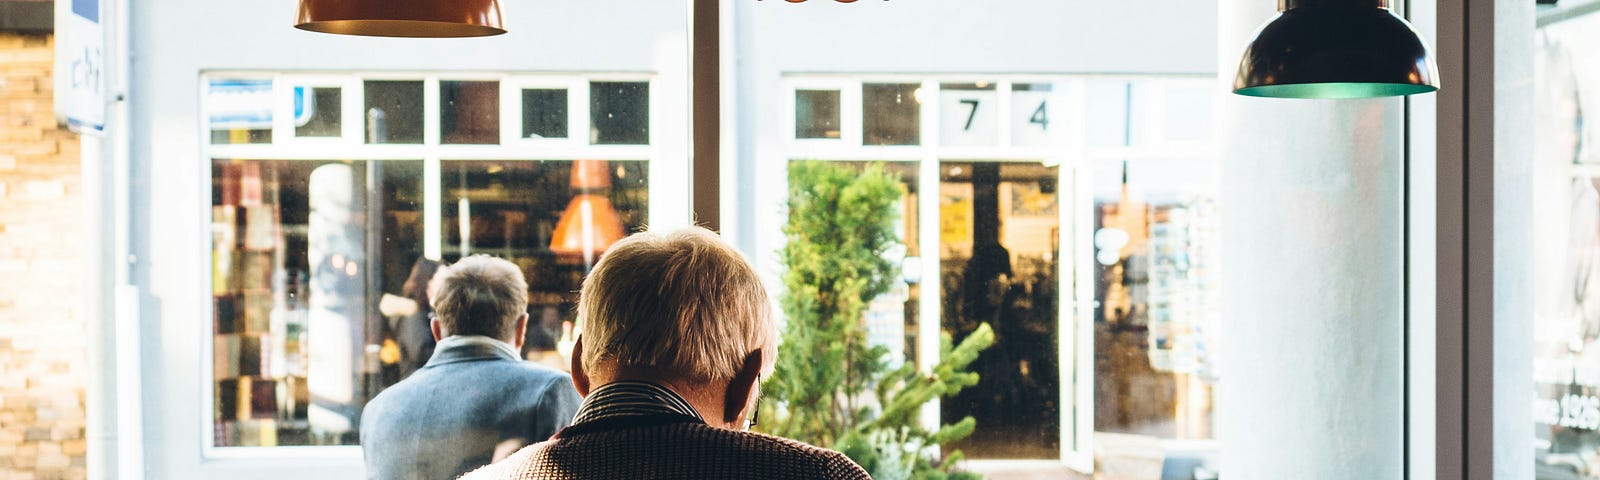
430 316 444 342
723 348 763 427
511 312 529 351
570 336 590 397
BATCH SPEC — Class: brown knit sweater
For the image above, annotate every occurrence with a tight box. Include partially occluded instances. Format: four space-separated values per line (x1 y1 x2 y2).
458 416 872 480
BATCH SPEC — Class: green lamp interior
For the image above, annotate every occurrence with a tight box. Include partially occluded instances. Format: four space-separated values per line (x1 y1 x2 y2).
1234 82 1438 99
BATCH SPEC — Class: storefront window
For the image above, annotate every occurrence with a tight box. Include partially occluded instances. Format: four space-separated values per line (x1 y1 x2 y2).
365 81 424 144
863 83 921 146
210 158 422 446
766 77 1215 472
795 90 842 139
295 88 342 138
440 81 500 144
208 78 274 144
521 89 569 140
939 160 1062 458
1534 11 1600 478
204 73 656 448
440 159 649 366
1091 156 1218 441
589 81 650 145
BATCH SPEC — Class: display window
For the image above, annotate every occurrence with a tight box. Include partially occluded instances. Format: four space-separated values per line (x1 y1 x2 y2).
1534 11 1600 479
772 76 1217 472
201 73 659 449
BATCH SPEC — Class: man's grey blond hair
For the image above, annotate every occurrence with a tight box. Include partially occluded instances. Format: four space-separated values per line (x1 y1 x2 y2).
578 227 774 383
431 255 528 340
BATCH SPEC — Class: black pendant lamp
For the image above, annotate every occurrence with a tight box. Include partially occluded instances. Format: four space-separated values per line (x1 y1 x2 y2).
1233 0 1437 98
295 0 505 38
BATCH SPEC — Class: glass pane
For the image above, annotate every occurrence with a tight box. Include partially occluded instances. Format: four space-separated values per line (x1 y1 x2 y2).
795 90 841 139
441 81 500 144
208 78 273 144
590 82 650 145
210 158 423 447
939 161 1061 459
521 89 568 139
1011 83 1054 147
939 82 998 147
441 160 650 364
294 87 342 138
863 83 920 145
790 161 922 366
1085 80 1131 147
364 81 424 144
1162 85 1212 143
1091 158 1218 440
1535 13 1600 478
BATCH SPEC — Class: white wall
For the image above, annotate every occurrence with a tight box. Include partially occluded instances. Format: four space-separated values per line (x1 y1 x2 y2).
127 1 687 478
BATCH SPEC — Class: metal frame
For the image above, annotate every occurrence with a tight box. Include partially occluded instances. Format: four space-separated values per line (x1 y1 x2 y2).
1423 0 1535 477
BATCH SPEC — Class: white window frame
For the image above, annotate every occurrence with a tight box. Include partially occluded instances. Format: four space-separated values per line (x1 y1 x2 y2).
198 70 663 461
775 74 1217 475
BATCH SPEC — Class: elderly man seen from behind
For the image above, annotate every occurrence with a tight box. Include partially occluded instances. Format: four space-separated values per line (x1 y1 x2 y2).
361 255 581 480
462 227 870 480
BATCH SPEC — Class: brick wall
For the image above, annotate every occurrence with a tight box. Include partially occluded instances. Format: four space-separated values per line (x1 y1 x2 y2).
0 33 89 480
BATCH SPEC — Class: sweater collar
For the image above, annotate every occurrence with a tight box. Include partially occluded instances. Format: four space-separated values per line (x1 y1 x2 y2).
571 380 707 425
423 335 521 367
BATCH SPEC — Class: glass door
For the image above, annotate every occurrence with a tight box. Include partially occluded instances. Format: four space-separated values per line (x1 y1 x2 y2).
935 160 1065 460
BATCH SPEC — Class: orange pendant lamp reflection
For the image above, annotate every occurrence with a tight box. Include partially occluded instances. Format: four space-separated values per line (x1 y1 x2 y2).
550 160 625 267
295 0 505 38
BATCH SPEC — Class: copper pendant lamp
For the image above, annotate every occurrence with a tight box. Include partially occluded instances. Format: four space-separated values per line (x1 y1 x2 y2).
550 160 626 267
1233 0 1437 98
295 0 506 38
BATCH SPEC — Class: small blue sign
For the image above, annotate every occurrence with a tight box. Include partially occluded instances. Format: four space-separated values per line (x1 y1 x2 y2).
72 0 98 23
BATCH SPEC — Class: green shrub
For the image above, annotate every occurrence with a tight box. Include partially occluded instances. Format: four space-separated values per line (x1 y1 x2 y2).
760 161 994 480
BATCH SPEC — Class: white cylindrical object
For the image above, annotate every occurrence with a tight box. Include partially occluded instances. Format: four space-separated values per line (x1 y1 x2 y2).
1215 0 1404 478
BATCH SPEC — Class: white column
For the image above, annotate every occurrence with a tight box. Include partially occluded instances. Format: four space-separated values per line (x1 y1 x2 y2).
1215 1 1405 478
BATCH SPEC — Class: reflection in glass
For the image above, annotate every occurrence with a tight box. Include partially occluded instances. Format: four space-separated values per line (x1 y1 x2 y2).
441 160 649 364
1085 80 1131 148
212 128 273 145
295 87 342 138
1534 14 1600 478
441 81 501 144
939 83 998 147
864 83 920 145
789 161 922 367
1091 159 1218 441
522 89 569 139
939 161 1060 459
795 90 841 139
364 81 424 144
210 159 423 447
1163 86 1213 143
208 78 273 144
1011 83 1054 147
590 82 650 145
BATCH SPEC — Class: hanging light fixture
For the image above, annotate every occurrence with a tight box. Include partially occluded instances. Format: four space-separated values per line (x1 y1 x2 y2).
1233 0 1437 99
295 0 506 38
550 160 626 268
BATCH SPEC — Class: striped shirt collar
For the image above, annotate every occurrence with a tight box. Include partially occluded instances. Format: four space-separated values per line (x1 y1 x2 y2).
571 380 706 425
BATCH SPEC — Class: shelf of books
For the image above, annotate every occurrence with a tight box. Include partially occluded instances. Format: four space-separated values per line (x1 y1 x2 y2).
212 162 310 447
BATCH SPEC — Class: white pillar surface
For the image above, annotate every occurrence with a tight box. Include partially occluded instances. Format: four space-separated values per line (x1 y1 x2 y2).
1215 1 1405 478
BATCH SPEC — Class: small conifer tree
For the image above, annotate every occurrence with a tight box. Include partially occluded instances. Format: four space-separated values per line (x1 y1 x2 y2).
760 161 994 480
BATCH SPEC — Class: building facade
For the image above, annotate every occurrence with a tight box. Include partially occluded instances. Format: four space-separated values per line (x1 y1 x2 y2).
0 0 1557 479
